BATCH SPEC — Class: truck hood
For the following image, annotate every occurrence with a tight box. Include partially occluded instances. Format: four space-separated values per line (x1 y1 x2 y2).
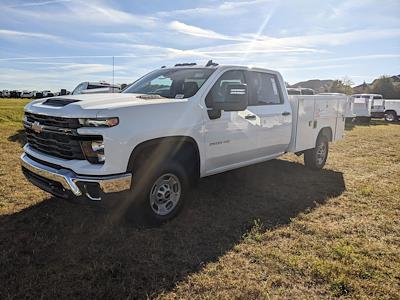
25 93 187 117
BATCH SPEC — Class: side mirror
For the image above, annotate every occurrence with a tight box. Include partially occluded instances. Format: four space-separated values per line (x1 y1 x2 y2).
212 84 248 112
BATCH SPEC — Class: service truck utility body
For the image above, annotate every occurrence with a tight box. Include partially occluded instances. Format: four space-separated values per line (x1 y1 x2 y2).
21 64 346 223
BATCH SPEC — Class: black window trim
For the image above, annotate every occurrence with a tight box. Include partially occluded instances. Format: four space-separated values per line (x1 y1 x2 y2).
244 70 284 106
205 69 247 108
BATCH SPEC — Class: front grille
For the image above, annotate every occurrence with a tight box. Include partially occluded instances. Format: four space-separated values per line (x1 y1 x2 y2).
24 112 86 160
25 127 85 160
25 112 81 129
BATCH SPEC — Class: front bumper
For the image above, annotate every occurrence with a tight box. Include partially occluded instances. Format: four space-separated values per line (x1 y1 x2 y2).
20 153 132 200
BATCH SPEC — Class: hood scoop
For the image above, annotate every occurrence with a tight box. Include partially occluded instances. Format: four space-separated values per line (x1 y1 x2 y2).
42 98 81 107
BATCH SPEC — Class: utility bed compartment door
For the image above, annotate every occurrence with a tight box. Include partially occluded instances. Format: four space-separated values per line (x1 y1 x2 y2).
335 98 346 141
294 97 317 152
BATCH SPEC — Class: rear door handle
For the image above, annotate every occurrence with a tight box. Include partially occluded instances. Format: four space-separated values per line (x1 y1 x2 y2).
282 111 291 116
245 114 256 120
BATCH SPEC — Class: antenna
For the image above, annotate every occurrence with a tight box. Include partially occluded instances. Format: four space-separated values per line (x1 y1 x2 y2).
112 56 115 93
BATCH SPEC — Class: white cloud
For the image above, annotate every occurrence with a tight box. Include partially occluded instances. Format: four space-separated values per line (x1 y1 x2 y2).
1 0 157 28
157 0 273 18
8 0 71 8
0 29 61 42
168 21 247 41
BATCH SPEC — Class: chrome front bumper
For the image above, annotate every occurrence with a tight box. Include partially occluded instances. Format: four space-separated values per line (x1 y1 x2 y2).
20 153 132 198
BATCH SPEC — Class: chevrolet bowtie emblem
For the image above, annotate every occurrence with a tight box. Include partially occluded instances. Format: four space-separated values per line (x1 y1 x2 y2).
31 121 44 134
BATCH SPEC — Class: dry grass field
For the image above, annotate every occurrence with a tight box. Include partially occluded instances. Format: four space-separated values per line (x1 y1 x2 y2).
0 99 399 299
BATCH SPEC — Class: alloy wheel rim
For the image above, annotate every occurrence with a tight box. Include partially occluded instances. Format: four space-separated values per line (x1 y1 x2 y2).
149 173 181 216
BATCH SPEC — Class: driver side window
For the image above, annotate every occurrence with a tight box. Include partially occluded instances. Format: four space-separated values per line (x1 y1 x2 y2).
205 70 246 107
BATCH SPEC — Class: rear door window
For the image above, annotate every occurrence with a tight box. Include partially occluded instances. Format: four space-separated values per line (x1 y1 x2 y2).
247 71 283 105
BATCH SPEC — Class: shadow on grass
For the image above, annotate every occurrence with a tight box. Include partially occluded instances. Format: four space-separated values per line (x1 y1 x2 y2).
345 118 400 131
7 128 26 147
0 159 345 299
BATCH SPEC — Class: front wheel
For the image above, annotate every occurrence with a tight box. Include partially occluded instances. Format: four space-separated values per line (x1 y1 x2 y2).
126 161 189 225
304 136 329 169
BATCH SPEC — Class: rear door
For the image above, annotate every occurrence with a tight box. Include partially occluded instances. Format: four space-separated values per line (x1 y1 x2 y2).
244 70 292 156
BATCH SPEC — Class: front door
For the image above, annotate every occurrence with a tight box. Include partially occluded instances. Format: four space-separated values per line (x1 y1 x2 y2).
203 70 258 174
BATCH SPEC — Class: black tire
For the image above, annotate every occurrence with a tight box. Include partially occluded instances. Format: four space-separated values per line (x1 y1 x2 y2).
384 111 397 123
125 160 189 226
304 136 329 170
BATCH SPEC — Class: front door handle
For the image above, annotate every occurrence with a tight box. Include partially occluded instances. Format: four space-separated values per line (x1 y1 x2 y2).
282 111 291 116
245 114 256 120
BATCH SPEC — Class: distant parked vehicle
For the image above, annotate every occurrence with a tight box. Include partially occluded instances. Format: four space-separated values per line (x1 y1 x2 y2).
350 94 375 123
10 90 21 98
41 90 54 98
2 90 10 98
287 88 315 95
59 89 70 96
384 99 400 122
349 94 384 122
20 90 35 99
34 92 44 99
72 81 121 95
370 94 385 118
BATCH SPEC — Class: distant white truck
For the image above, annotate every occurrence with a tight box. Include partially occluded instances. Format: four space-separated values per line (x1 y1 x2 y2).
72 81 121 95
21 63 347 224
20 90 35 99
1 90 10 98
350 94 384 122
384 99 400 122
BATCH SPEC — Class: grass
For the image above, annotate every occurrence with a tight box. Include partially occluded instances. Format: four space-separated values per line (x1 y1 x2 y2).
0 99 399 299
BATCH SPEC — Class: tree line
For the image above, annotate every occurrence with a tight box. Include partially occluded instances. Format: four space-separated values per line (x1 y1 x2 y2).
330 76 400 98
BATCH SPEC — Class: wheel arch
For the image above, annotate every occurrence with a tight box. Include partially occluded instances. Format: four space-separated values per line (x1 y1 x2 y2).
127 136 201 180
385 109 397 115
318 127 333 142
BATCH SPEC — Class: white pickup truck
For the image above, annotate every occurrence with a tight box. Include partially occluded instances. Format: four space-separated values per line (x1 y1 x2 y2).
384 99 400 122
21 63 347 224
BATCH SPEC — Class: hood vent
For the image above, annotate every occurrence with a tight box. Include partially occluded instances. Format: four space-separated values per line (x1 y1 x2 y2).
42 98 81 107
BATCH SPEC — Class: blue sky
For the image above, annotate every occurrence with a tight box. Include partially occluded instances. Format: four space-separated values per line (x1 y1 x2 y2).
0 0 399 91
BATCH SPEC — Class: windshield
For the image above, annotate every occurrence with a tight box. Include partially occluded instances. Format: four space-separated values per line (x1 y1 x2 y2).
124 68 215 99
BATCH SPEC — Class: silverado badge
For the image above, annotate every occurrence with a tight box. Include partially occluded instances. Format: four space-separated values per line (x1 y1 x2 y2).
31 121 44 134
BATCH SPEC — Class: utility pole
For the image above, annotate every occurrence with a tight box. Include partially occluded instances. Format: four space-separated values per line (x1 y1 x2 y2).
112 56 115 93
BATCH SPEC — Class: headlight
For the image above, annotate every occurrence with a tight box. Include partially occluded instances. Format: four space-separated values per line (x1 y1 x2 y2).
81 140 105 164
79 117 119 127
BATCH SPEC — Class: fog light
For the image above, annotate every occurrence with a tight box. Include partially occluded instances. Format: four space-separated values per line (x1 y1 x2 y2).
81 140 105 164
91 140 104 152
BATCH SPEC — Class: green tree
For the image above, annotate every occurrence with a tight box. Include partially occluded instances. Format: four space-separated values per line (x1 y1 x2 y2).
329 78 353 95
370 76 397 98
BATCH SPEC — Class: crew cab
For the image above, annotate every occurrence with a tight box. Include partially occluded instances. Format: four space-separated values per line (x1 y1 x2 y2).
21 63 347 224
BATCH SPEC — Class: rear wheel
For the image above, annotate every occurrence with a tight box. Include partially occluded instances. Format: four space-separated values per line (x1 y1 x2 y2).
384 111 397 122
304 136 329 169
